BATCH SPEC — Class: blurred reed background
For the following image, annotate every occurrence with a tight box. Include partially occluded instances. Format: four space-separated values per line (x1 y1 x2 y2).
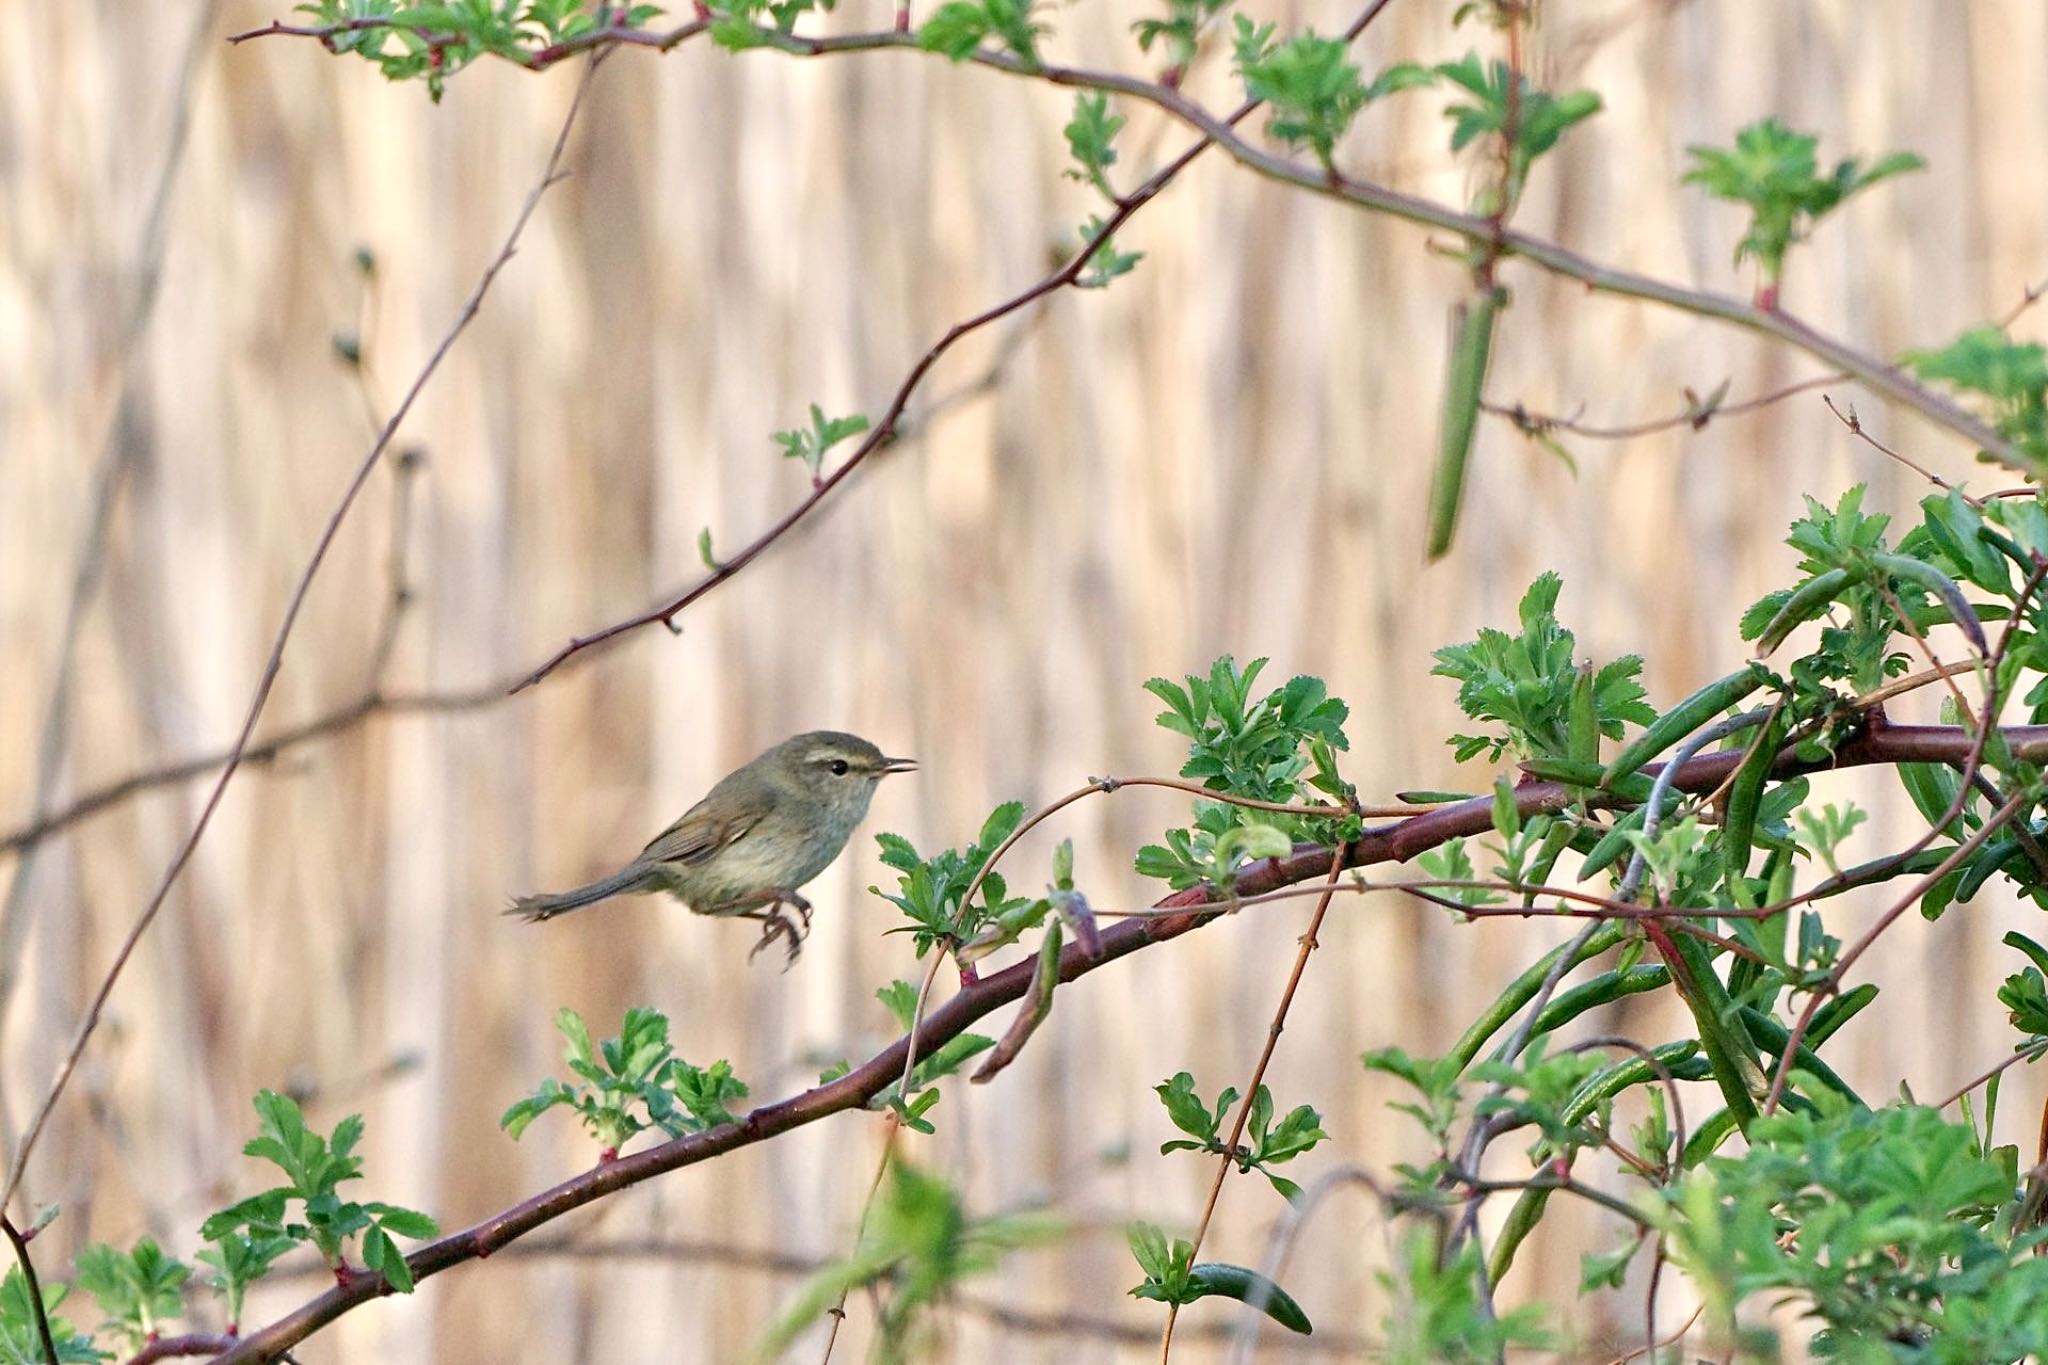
3 0 2046 1359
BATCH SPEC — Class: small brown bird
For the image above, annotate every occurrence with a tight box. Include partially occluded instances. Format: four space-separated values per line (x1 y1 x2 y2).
508 731 914 963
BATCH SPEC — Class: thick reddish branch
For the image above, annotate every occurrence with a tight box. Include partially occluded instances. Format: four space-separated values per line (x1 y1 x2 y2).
131 1337 236 1364
189 713 2038 1363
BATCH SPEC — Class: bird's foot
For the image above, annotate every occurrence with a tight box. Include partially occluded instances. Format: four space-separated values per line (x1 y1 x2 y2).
745 904 806 969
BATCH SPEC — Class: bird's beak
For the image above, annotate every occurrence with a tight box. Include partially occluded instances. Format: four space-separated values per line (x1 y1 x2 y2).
880 756 918 775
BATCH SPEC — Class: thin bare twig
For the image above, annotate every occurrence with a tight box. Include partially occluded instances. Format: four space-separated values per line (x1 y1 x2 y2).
0 337 1033 869
1603 1304 1706 1365
510 9 1299 691
1 1213 58 1365
1485 373 1843 441
1227 1168 1388 1365
816 943 948 1361
815 1120 900 1364
1 55 609 1209
1823 395 1978 504
1933 1039 2048 1113
0 0 215 1178
0 681 509 858
1157 842 1351 1363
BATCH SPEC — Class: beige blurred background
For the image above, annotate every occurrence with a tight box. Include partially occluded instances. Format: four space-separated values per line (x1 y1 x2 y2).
4 0 2047 1359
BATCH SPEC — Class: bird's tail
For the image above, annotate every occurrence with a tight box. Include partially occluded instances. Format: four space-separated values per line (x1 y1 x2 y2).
507 864 657 923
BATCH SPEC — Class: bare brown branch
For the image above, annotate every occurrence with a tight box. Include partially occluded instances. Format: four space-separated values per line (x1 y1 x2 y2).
1 56 610 1208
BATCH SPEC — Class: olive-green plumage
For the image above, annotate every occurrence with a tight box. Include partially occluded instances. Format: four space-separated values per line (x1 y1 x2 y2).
509 732 914 953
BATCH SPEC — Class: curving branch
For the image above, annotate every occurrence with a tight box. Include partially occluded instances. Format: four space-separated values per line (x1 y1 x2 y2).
230 14 2029 689
0 683 508 859
0 326 1039 871
0 0 219 1170
1 57 609 1208
143 710 2027 1363
232 20 2026 478
505 25 1294 688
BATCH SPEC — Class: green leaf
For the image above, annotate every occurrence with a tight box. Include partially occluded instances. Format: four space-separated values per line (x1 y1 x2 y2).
1062 92 1125 197
1428 287 1505 558
1238 29 1371 167
1579 1238 1639 1293
1905 327 2048 473
367 1205 440 1240
1155 1072 1218 1142
772 404 869 480
878 979 921 1030
918 0 1044 63
1603 668 1766 786
1685 118 1922 289
1184 1262 1313 1333
361 1226 414 1293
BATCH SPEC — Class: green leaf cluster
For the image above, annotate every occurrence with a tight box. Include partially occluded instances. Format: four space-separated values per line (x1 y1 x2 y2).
1653 1102 2048 1358
1231 19 1430 168
703 0 836 46
755 1164 1060 1360
1740 486 1985 695
873 802 1029 956
195 1227 293 1335
1135 656 1353 889
1431 52 1601 213
1380 1227 1552 1361
918 0 1044 66
199 1090 439 1293
1062 93 1124 199
1905 327 2048 475
772 404 869 484
288 0 664 100
1413 837 1502 909
1432 573 1654 764
1468 1046 1612 1164
1153 1071 1328 1200
500 1007 749 1154
0 1268 104 1363
1125 1222 1312 1334
1999 933 2048 1045
72 1240 188 1351
866 981 995 1132
1130 0 1226 75
1362 1045 1467 1180
1684 117 1922 291
1060 96 1144 287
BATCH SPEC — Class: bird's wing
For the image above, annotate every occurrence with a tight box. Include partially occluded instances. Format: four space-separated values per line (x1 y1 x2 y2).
639 791 771 866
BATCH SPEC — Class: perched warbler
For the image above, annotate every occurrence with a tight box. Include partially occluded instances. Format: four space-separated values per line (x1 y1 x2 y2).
509 730 915 963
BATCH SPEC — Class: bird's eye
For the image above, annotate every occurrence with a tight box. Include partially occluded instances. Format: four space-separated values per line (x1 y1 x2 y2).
829 759 850 776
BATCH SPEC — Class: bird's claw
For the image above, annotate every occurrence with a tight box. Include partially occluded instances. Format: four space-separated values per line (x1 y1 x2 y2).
744 891 812 969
